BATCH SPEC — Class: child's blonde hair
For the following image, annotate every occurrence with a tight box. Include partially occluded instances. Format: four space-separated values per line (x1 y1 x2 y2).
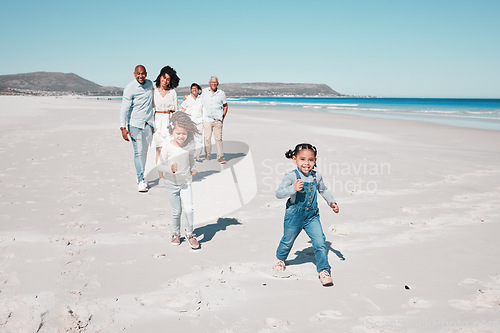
168 111 201 143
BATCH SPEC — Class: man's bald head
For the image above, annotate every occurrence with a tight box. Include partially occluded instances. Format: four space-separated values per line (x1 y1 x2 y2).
134 65 147 85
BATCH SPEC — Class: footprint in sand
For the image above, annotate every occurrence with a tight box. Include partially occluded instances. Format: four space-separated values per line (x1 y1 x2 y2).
272 270 294 279
165 292 202 313
450 289 500 310
351 294 381 311
310 310 342 322
374 284 393 289
264 317 290 329
400 206 418 214
406 297 432 309
451 275 500 310
62 222 86 229
152 253 169 260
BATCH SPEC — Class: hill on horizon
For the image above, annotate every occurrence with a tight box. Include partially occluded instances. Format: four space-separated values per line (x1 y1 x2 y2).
176 82 341 97
0 72 122 96
0 72 342 97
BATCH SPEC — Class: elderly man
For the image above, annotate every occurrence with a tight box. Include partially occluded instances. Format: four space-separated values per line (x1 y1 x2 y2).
202 76 228 163
119 65 154 192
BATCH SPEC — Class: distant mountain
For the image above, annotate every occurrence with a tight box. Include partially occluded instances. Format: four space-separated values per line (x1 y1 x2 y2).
0 72 343 97
0 72 123 96
176 82 342 97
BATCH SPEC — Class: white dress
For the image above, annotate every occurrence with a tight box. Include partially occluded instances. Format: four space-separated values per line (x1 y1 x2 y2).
152 88 178 148
181 94 204 156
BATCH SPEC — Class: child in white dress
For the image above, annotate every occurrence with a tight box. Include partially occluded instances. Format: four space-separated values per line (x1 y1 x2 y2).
157 112 201 249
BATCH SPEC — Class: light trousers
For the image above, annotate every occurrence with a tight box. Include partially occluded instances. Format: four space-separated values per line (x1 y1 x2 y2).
165 182 194 235
203 120 223 158
129 125 153 182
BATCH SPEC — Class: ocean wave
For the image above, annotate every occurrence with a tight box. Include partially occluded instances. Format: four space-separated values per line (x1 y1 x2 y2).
326 106 392 112
355 110 500 120
231 100 261 104
413 110 460 114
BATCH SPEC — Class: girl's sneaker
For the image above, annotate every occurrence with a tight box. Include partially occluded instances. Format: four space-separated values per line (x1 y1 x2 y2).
171 233 181 246
186 233 199 249
318 270 333 286
273 257 286 271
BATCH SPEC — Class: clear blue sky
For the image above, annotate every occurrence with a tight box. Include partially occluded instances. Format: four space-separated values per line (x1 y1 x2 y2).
1 0 499 98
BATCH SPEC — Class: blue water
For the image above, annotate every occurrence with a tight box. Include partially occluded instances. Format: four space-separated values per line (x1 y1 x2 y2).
228 97 500 131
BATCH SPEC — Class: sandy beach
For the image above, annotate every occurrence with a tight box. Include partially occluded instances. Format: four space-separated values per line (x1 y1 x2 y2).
1 95 500 332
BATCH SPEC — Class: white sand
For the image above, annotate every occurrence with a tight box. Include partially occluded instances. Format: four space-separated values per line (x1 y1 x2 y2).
1 96 500 332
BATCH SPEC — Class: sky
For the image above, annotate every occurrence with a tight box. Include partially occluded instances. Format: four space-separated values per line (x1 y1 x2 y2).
1 0 499 98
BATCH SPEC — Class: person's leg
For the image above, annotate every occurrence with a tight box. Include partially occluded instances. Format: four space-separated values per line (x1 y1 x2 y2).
276 208 303 261
303 214 330 274
165 183 182 234
156 146 163 179
203 121 213 159
195 122 204 159
179 183 194 235
213 120 223 159
141 124 153 169
129 126 147 182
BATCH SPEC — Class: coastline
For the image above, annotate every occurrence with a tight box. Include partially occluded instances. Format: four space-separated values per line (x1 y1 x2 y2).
1 96 500 332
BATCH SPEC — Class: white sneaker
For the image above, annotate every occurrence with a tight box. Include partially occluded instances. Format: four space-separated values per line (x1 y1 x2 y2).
138 180 148 192
273 257 286 271
318 270 333 286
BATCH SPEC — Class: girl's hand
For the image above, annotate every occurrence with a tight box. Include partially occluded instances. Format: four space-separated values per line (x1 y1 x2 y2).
191 169 198 176
330 202 339 213
171 163 178 173
293 179 304 192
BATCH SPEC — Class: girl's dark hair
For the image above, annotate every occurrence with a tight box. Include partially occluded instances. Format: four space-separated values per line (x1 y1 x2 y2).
168 111 201 143
190 83 202 94
285 143 318 159
155 66 180 88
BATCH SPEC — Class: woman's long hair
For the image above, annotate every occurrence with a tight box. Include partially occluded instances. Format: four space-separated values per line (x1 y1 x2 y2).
154 66 180 89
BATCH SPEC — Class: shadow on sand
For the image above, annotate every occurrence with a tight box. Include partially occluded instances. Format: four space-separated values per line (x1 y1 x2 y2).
203 152 246 163
194 217 242 245
146 151 247 188
285 241 345 267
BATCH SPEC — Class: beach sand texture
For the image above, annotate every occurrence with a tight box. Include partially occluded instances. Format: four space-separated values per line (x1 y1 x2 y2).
1 96 500 332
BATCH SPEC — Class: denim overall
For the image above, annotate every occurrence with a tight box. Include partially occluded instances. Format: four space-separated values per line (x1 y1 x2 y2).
276 170 330 274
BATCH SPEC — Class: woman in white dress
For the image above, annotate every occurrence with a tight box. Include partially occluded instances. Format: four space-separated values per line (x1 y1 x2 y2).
152 66 180 178
181 83 204 161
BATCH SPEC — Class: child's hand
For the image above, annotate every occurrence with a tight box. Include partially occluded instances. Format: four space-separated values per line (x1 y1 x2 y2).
293 179 304 192
171 163 178 173
191 169 198 176
330 202 339 213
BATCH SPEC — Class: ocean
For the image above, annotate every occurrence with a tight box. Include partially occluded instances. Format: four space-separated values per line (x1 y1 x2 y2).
227 97 500 131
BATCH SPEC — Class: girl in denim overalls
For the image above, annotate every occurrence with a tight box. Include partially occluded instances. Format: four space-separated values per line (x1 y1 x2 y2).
273 143 339 286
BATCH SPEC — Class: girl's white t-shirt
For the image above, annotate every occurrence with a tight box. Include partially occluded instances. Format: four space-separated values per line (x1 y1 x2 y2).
157 140 195 185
